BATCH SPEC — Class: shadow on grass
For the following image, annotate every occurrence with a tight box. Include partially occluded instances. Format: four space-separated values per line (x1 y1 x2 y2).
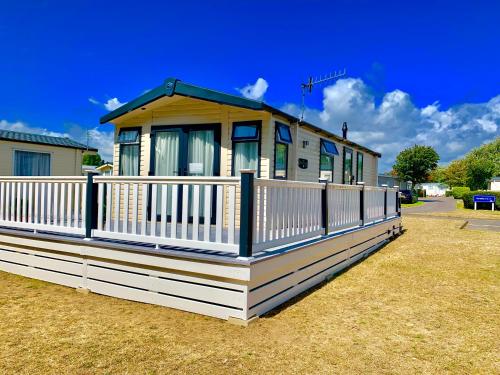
259 231 405 319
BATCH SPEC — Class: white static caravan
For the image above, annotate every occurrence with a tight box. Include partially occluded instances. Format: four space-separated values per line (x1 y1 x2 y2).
0 78 402 323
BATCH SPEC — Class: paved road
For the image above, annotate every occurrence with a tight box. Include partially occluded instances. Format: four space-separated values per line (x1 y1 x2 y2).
466 219 500 232
402 196 456 214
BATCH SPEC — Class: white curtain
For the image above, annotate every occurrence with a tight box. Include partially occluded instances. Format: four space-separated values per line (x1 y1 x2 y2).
14 150 50 176
154 131 180 215
155 132 179 176
233 142 258 176
120 145 139 176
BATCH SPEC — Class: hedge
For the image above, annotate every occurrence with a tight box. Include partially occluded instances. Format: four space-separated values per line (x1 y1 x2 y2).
451 186 470 199
462 191 500 210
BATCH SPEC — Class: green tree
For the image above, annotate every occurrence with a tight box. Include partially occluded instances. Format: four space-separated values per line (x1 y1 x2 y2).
393 145 440 186
82 153 103 166
442 159 468 187
428 166 446 183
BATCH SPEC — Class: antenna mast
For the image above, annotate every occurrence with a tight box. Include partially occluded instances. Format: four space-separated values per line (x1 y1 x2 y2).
300 69 346 121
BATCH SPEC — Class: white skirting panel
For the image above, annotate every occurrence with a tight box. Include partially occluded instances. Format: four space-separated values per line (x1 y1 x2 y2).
0 217 401 321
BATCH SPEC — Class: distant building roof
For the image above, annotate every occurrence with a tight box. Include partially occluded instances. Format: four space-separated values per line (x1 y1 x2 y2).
0 130 98 151
489 176 500 181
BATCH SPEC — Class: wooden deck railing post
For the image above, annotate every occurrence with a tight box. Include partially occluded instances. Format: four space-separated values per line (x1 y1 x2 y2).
85 172 99 239
382 184 388 219
357 182 365 226
239 169 255 257
320 179 329 236
394 185 401 217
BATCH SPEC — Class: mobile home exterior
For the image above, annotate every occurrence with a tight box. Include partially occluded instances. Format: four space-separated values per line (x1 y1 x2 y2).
0 130 97 176
100 78 380 186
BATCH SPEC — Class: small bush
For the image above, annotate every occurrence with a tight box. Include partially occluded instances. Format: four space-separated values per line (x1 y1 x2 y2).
462 191 500 210
445 191 453 197
451 186 470 199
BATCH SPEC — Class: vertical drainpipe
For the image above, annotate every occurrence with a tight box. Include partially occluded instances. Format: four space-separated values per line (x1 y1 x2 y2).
239 169 255 257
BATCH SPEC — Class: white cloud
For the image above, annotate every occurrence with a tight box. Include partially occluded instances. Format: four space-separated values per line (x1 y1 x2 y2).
281 78 500 172
238 78 269 100
0 119 115 162
88 97 100 105
104 98 126 111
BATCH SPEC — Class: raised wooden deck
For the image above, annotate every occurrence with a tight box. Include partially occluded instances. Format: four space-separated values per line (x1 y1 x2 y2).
0 174 402 321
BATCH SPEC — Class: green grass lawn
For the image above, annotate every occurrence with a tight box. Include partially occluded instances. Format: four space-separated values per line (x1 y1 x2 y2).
1 216 499 374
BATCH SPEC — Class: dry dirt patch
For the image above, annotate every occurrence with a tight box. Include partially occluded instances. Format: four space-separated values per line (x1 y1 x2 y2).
0 216 499 374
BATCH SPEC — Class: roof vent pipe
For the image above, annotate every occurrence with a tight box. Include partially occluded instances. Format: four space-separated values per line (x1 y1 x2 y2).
342 122 348 139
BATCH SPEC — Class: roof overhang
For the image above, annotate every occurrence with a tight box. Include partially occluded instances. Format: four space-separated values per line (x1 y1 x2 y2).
99 77 381 158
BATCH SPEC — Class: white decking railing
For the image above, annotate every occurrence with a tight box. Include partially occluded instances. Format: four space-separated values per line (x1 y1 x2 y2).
364 186 386 224
0 177 87 235
92 176 241 253
327 183 363 233
0 174 400 256
252 179 324 252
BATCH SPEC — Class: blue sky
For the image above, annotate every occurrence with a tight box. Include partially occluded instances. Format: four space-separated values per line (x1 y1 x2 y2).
0 1 499 171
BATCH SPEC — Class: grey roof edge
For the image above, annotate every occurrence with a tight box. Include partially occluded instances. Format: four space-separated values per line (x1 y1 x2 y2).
0 130 98 152
99 77 381 157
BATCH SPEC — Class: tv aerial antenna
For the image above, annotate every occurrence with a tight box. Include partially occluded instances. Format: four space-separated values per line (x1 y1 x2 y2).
300 69 346 121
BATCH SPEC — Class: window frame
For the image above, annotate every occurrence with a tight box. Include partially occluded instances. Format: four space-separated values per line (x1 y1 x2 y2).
118 127 141 176
231 121 262 177
273 122 292 180
12 149 52 176
356 152 364 183
319 139 336 182
342 147 354 184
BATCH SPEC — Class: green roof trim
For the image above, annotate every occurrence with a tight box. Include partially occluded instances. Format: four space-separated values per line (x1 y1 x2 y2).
0 130 97 151
99 77 381 157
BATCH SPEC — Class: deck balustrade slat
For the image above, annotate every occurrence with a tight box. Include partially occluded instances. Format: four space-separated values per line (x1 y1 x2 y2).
113 184 120 232
203 184 211 242
150 184 157 237
132 184 139 234
123 184 129 234
141 183 148 236
47 183 52 225
160 184 168 238
215 185 223 243
22 182 27 222
81 183 87 229
228 185 235 244
40 183 46 225
181 185 189 240
34 183 39 224
74 183 80 228
105 183 112 232
97 183 104 231
67 183 73 227
192 185 200 241
16 182 21 222
170 185 178 238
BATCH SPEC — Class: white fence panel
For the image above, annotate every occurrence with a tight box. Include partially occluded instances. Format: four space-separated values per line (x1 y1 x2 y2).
252 179 324 253
364 186 386 224
92 176 240 253
386 188 398 217
0 177 87 235
327 184 362 232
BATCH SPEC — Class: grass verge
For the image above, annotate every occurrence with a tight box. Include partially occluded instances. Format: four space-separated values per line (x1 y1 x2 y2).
0 217 499 374
401 201 424 208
